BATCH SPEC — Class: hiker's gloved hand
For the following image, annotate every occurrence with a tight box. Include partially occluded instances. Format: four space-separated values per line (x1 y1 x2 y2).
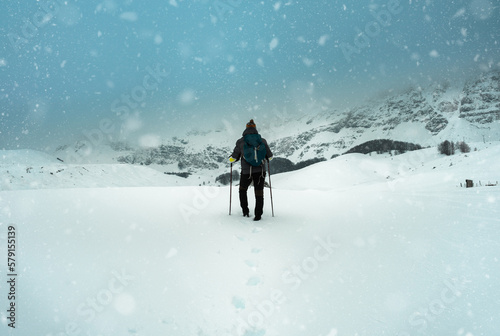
229 157 236 163
268 156 273 161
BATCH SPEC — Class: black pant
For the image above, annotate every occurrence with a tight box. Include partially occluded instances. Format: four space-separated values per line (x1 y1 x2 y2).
239 172 266 217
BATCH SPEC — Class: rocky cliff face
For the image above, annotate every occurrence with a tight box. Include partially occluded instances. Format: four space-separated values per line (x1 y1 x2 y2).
459 71 500 124
269 70 499 161
116 144 227 171
57 70 500 181
367 87 449 134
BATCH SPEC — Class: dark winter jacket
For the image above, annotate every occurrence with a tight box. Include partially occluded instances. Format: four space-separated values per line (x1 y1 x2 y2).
231 128 273 174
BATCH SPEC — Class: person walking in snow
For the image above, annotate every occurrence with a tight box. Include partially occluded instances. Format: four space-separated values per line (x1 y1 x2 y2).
229 119 273 221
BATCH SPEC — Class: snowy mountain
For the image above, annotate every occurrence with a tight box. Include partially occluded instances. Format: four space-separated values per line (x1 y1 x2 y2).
270 70 500 162
459 70 500 124
42 70 500 186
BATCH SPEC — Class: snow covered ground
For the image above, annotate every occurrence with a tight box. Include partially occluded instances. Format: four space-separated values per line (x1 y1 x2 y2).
1 144 499 335
0 150 189 190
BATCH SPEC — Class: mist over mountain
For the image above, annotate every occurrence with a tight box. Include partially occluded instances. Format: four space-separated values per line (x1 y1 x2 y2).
36 68 497 187
1 1 499 150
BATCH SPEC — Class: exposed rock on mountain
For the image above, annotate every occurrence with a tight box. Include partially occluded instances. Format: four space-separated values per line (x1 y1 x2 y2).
117 144 227 171
459 71 500 123
55 70 500 184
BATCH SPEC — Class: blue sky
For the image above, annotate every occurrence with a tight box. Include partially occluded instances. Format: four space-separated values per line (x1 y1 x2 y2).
1 0 499 149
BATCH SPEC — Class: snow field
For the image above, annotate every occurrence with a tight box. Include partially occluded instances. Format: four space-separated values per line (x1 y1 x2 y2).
0 144 499 335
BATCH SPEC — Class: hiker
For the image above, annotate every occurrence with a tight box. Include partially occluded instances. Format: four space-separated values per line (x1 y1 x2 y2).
229 119 273 221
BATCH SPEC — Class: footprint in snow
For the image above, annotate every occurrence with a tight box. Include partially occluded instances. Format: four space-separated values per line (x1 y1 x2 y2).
232 296 246 310
246 276 261 286
242 329 266 336
252 227 263 233
244 259 257 268
235 235 247 242
251 247 262 254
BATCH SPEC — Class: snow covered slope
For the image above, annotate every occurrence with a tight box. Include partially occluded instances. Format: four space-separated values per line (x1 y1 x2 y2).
1 144 499 335
0 149 188 190
272 142 500 191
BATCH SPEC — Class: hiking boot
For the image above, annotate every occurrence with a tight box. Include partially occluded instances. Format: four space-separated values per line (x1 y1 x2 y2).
253 215 261 221
254 196 264 220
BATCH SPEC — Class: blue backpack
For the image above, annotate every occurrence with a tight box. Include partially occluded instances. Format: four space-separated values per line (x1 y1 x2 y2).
243 134 267 167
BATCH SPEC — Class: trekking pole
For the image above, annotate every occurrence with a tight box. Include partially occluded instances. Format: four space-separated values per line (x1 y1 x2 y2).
229 162 233 215
267 159 274 217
